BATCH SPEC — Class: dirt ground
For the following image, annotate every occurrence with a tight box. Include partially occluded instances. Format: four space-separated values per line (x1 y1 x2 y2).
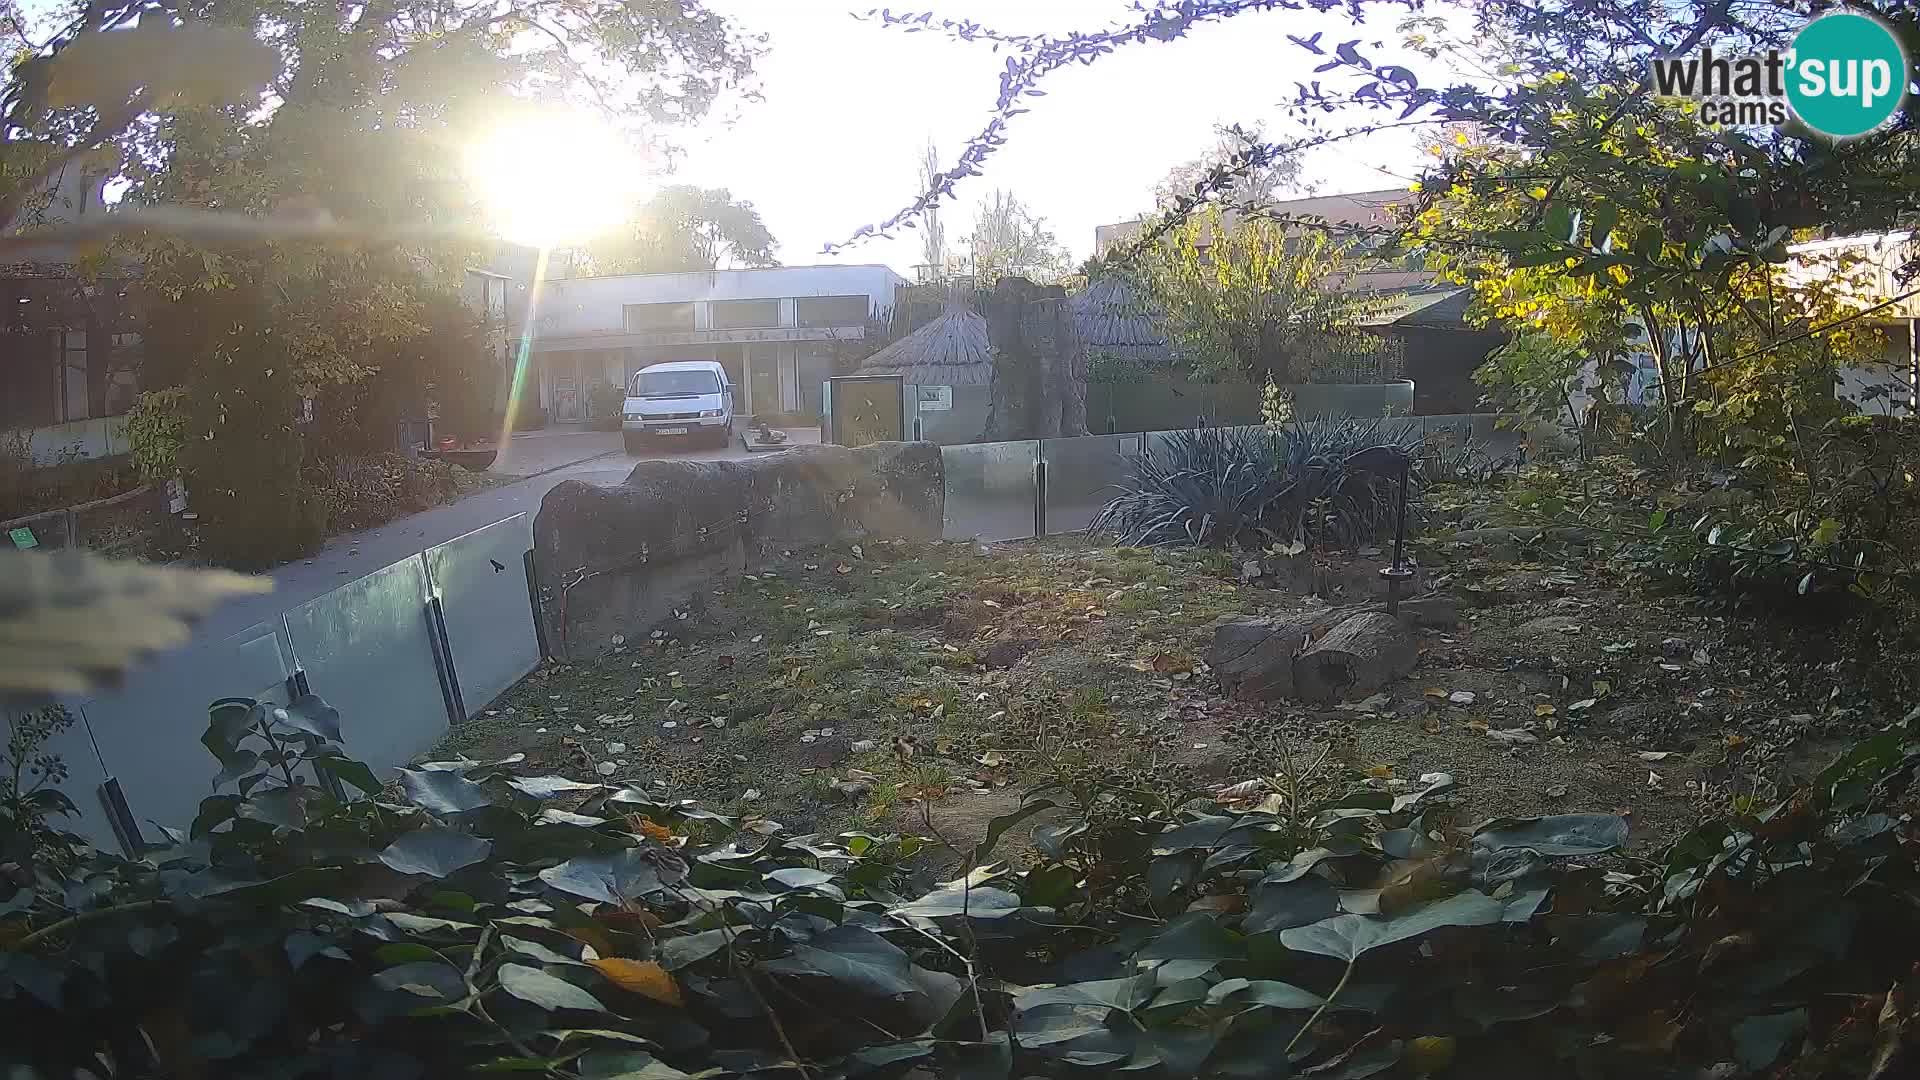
440 493 1878 862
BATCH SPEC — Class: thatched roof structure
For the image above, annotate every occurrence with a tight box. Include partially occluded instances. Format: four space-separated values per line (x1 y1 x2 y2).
856 302 993 386
1068 276 1174 366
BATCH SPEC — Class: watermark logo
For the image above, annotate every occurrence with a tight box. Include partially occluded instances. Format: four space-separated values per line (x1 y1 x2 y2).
1650 12 1908 137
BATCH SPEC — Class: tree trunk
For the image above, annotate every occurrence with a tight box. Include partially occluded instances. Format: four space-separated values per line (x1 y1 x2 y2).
1290 611 1417 705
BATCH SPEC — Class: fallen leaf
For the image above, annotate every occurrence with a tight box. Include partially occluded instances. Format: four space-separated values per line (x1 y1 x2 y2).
1546 784 1569 798
1593 679 1612 696
1646 771 1663 790
836 564 853 575
1339 692 1392 713
1568 698 1598 713
1365 764 1395 780
977 751 1008 768
1535 704 1557 717
1186 893 1246 915
1424 687 1447 699
1448 690 1477 705
1638 751 1671 762
1487 728 1537 745
591 958 684 1007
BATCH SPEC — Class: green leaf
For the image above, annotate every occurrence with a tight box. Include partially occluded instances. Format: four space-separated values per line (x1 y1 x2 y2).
976 798 1059 860
1732 1009 1807 1072
1634 223 1663 259
764 867 841 894
660 928 733 970
374 960 467 999
1014 975 1156 1012
236 786 310 830
1152 815 1246 855
1279 891 1503 961
400 768 493 814
889 885 1023 920
1244 876 1339 934
497 963 605 1012
539 849 677 904
501 936 583 966
763 925 917 999
848 1040 935 1077
311 752 382 795
380 827 493 878
1135 913 1245 962
1648 509 1668 531
1588 202 1618 247
1471 814 1628 856
1206 978 1327 1011
508 775 605 799
375 943 442 964
271 694 342 742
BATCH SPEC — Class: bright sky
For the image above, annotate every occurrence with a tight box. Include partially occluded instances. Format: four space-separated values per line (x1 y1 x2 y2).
669 1 1445 274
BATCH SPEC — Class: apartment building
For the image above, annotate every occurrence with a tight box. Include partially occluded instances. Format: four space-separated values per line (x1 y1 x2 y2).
523 264 909 422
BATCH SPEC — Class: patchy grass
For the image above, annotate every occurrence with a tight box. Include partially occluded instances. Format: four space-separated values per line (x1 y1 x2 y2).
444 495 1888 860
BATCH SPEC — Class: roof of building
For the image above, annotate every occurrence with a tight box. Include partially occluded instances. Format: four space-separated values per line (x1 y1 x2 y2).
1068 276 1175 365
1094 187 1414 254
856 303 993 386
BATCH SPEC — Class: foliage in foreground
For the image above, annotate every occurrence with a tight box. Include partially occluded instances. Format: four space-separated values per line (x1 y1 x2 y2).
1092 418 1422 549
7 690 1920 1078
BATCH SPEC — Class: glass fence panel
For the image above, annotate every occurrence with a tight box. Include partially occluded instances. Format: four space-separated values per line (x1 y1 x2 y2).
285 555 451 776
1041 432 1145 536
942 441 1039 542
426 515 540 720
85 618 297 844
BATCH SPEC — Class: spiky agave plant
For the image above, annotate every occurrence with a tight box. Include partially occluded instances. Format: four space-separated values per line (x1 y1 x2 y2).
1090 417 1421 549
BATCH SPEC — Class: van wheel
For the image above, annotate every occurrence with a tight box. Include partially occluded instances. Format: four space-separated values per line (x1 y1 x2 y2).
623 432 643 454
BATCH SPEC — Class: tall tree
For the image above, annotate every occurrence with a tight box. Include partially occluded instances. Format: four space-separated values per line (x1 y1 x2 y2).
1152 120 1306 212
64 2 762 567
589 185 777 274
968 189 1070 284
1131 206 1393 387
918 139 947 279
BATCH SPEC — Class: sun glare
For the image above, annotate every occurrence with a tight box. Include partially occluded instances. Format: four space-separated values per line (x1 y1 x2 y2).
464 111 645 248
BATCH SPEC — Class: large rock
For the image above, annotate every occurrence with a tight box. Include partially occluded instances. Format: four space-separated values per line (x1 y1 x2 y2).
533 442 943 658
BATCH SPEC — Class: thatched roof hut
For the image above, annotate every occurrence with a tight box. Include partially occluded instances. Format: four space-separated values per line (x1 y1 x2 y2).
856 302 993 386
1068 276 1174 366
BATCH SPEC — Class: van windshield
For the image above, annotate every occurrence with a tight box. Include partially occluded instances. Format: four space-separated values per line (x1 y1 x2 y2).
632 369 721 397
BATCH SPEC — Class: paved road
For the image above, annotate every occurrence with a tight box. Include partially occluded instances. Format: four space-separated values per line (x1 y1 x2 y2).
196 426 820 640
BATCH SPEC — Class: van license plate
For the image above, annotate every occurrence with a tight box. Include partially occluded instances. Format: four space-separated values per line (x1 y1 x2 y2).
654 427 688 435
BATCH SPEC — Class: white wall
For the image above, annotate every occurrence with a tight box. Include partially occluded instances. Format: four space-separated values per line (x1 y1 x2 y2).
533 265 905 340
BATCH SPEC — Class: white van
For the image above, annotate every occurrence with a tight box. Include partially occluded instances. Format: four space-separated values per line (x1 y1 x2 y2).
622 360 734 452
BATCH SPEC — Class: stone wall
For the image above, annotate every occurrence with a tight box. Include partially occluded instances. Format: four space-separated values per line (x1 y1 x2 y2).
531 442 943 659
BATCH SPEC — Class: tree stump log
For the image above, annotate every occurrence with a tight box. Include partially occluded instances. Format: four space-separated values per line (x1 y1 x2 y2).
1290 611 1418 705
1209 610 1348 701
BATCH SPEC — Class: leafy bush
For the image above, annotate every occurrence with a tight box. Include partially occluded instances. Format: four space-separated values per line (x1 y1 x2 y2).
124 388 189 484
588 382 626 431
10 691 1920 1079
1091 416 1421 549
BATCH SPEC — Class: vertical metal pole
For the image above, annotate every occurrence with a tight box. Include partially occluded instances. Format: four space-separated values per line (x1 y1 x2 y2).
1033 454 1049 539
524 549 551 660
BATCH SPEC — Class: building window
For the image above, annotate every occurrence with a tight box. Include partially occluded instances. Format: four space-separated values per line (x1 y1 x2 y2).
795 294 871 328
625 302 696 332
711 299 780 329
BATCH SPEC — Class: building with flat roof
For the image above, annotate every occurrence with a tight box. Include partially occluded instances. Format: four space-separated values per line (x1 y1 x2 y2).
522 264 910 422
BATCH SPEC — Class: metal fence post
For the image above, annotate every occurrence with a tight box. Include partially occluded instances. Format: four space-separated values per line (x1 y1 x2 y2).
524 549 550 660
419 555 467 725
1033 451 1048 538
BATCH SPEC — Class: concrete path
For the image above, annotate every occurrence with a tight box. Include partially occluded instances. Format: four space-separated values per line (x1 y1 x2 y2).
196 426 821 640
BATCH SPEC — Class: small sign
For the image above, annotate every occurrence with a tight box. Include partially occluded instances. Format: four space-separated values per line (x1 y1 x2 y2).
916 385 953 412
9 526 37 550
